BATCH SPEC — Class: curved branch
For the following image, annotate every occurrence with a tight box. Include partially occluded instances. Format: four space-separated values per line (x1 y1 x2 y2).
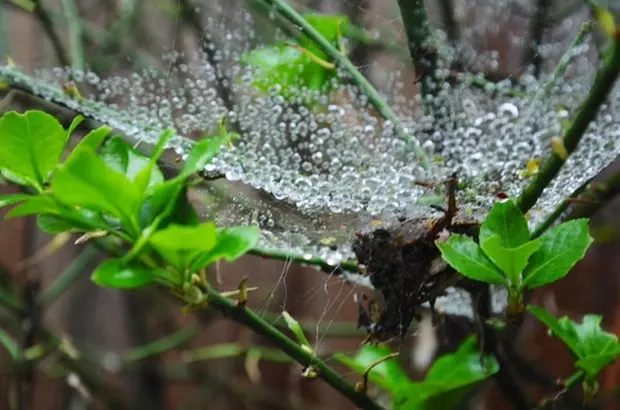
204 285 383 410
517 30 620 214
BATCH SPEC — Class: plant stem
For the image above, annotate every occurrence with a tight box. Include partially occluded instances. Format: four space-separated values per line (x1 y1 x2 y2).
531 177 593 237
37 245 98 306
395 0 438 98
525 0 552 78
517 30 620 214
251 0 429 162
204 285 382 410
31 0 70 67
532 21 592 104
249 247 358 273
59 0 84 70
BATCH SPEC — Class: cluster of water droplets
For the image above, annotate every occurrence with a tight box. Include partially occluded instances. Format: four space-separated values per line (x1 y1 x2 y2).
1 0 618 275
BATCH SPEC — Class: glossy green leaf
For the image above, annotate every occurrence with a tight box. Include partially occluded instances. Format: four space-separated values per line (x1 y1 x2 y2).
480 200 530 248
138 181 192 228
73 125 111 152
523 219 593 288
0 193 31 208
1 169 28 186
37 214 79 234
396 336 499 410
51 147 140 221
243 44 331 95
190 226 260 271
65 115 85 141
148 129 174 163
5 195 60 218
91 258 154 289
528 305 620 380
36 208 109 234
0 110 66 188
303 14 349 45
100 137 164 192
149 223 218 252
436 234 507 285
178 135 234 180
133 130 173 195
480 235 540 285
335 344 410 392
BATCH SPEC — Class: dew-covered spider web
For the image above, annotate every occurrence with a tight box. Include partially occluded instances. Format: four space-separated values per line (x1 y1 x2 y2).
1 0 618 324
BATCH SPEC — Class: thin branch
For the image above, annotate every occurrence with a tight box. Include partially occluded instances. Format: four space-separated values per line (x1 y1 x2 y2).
59 0 85 70
531 176 594 238
203 285 383 410
395 0 438 98
37 245 98 306
531 21 592 105
524 0 552 77
178 0 233 111
31 0 71 67
517 30 620 214
437 0 459 46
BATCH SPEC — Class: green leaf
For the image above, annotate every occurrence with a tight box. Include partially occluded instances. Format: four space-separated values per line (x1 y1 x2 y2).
523 219 593 288
302 14 349 45
133 130 173 195
480 200 530 248
149 223 218 269
243 44 331 95
436 234 507 285
1 169 28 186
149 223 218 252
73 126 111 152
528 305 620 380
178 135 235 180
5 195 60 218
190 226 260 271
282 311 312 350
100 137 164 191
91 259 154 289
396 336 499 410
51 147 140 222
335 345 410 392
0 110 66 188
138 181 191 228
148 129 174 163
37 214 79 234
480 235 540 285
65 115 85 141
0 193 32 208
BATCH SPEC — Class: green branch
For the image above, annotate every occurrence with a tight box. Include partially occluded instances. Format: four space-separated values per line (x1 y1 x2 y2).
204 286 383 410
517 30 620 214
395 0 438 98
31 0 70 67
59 0 84 70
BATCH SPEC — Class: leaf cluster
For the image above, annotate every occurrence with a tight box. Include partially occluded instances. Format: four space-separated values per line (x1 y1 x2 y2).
437 200 592 301
0 110 260 289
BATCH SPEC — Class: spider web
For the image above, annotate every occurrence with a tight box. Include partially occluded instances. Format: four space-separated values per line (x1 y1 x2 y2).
0 0 616 362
